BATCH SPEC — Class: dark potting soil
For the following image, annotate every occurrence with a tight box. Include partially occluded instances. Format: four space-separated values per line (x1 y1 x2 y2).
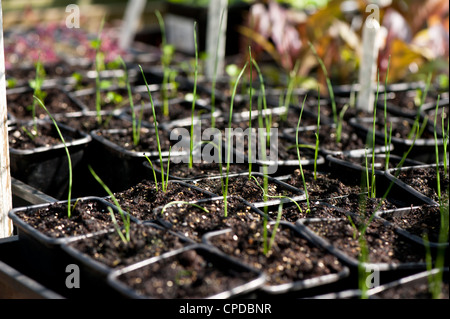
373 280 449 299
396 167 449 203
7 87 83 120
55 113 132 134
75 89 149 112
157 196 265 243
15 199 121 238
192 174 301 204
155 159 248 179
290 122 369 152
116 248 258 299
379 205 447 243
109 180 213 221
126 99 211 125
305 217 426 264
96 127 173 152
285 169 361 200
67 223 188 269
265 201 339 222
207 221 344 286
8 121 75 150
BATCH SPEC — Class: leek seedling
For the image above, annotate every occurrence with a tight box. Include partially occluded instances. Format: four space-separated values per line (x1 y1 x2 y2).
34 96 74 219
210 9 226 129
29 58 46 135
139 65 172 193
314 87 321 180
442 107 449 175
93 16 106 125
224 62 249 217
118 56 143 146
408 72 432 139
296 95 310 213
155 10 174 117
251 57 271 145
433 95 442 202
189 21 199 169
383 56 393 170
281 60 301 122
248 46 254 179
263 203 283 256
308 42 337 127
88 165 131 243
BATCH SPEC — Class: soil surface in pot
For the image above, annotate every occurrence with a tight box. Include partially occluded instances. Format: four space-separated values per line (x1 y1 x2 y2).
374 281 449 299
286 122 371 153
67 223 189 269
116 248 258 298
95 127 172 153
395 167 449 203
109 180 213 221
7 87 84 120
156 197 265 242
15 199 123 238
9 121 77 150
154 160 249 179
192 174 301 204
305 217 427 264
75 88 149 112
379 205 447 244
207 221 345 287
55 113 132 134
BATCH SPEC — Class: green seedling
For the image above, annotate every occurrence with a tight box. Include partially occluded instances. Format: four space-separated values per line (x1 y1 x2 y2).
224 62 249 218
308 42 337 127
118 56 143 146
155 10 175 117
251 57 271 145
314 87 321 180
433 95 442 202
263 203 283 256
88 165 131 243
210 8 227 129
281 60 301 122
383 56 393 170
296 95 310 213
248 46 254 179
189 21 199 169
408 72 432 140
93 16 106 125
33 96 74 219
144 148 171 193
139 64 173 192
441 107 449 175
29 58 46 134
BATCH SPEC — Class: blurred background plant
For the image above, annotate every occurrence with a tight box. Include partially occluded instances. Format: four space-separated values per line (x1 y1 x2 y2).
241 0 449 91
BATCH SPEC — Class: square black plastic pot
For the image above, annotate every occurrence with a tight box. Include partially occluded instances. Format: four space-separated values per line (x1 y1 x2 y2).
153 195 267 243
9 119 92 200
325 154 437 208
7 84 88 118
107 244 266 299
88 127 186 194
60 222 195 297
202 221 350 298
349 116 446 164
295 216 429 276
7 196 136 298
189 172 306 210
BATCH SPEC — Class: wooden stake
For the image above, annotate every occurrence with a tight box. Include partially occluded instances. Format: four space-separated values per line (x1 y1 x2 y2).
0 0 13 238
205 0 228 79
357 14 381 112
119 0 147 50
